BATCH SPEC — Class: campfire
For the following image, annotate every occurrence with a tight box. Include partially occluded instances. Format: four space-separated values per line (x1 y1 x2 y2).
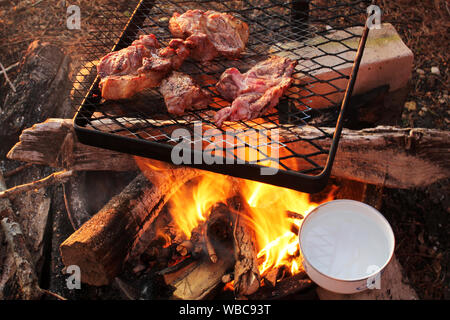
2 0 448 302
57 156 336 300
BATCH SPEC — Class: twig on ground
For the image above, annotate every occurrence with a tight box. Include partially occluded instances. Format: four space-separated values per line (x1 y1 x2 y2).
0 61 17 92
3 163 34 178
0 61 19 75
41 288 67 301
0 171 6 191
0 170 74 199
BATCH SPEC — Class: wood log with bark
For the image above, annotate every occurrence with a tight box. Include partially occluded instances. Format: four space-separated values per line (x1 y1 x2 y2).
8 118 449 189
162 203 235 300
0 218 43 300
59 165 200 286
7 119 137 172
0 41 71 157
231 209 261 298
0 174 44 299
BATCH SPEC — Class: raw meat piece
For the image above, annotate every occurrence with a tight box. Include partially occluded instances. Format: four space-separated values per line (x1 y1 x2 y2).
169 10 249 62
214 56 297 126
97 35 190 100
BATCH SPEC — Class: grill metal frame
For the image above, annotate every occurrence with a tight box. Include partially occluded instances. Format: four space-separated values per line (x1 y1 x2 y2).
73 0 371 193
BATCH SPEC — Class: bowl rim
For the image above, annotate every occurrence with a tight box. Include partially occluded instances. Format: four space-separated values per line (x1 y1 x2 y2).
298 199 395 282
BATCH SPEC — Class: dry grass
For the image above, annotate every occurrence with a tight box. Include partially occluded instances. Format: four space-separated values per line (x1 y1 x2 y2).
381 0 449 130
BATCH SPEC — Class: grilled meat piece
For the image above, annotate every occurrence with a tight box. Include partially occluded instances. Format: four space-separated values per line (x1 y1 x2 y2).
97 35 190 100
97 34 160 78
169 10 249 62
204 10 249 58
159 71 212 115
214 56 297 126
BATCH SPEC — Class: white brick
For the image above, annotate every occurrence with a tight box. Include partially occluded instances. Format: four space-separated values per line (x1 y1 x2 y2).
272 23 414 109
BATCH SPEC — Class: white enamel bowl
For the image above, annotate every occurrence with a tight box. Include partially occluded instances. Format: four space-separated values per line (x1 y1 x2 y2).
298 199 395 294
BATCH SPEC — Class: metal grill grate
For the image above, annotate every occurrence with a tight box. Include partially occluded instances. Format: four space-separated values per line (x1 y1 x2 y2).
73 0 372 193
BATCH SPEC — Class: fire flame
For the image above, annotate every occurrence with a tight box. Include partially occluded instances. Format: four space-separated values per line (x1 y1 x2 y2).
168 171 234 238
135 157 334 281
242 180 334 277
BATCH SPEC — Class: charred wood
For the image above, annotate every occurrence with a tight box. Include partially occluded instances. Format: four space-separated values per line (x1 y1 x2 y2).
249 272 313 300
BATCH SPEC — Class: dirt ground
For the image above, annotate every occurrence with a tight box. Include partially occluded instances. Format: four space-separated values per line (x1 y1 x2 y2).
0 0 448 299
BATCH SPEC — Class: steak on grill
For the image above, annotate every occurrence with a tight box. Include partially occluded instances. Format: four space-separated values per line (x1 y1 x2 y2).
169 10 249 62
159 71 212 115
97 35 190 100
214 56 297 126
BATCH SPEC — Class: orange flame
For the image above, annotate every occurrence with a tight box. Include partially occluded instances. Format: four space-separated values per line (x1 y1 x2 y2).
135 157 335 279
242 180 334 277
168 171 234 238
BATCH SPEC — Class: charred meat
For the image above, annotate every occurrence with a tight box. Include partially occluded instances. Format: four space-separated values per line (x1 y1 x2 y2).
214 56 297 126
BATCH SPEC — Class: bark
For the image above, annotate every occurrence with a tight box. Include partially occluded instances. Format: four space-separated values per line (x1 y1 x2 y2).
0 218 43 299
0 40 71 157
232 209 261 297
8 118 449 189
59 165 200 286
7 119 137 172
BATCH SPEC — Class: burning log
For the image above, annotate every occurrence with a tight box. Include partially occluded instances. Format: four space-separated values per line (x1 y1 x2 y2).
59 165 200 286
204 229 218 264
176 240 194 257
165 249 235 300
232 210 261 297
285 210 304 220
8 118 449 189
161 203 235 300
205 202 233 263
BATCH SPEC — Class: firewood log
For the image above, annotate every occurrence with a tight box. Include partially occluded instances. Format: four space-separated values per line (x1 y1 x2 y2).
0 41 71 156
232 211 261 297
166 245 235 300
0 218 43 299
205 202 233 263
7 118 450 189
59 165 200 286
7 119 138 172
